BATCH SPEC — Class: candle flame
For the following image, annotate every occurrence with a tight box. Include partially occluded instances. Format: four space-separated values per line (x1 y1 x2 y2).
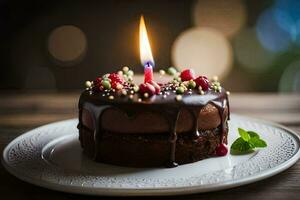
139 15 154 67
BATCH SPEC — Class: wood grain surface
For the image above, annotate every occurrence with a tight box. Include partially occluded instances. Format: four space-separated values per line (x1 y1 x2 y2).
0 92 299 199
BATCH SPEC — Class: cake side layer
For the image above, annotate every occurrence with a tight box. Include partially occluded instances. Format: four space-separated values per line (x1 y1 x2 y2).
79 125 228 167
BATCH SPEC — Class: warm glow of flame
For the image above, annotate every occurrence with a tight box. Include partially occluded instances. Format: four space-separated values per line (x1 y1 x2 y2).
139 15 154 66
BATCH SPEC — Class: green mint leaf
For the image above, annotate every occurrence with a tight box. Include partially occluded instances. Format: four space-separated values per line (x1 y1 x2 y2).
249 137 267 148
231 128 268 155
238 128 250 141
231 137 244 150
248 131 260 139
230 137 252 153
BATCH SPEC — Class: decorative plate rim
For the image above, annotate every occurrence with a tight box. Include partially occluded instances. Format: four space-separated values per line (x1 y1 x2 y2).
2 114 300 196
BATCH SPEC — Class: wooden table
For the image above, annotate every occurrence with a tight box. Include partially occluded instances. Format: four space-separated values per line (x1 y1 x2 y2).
0 92 299 199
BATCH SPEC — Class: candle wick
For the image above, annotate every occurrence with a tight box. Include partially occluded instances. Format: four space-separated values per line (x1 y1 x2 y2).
145 61 153 68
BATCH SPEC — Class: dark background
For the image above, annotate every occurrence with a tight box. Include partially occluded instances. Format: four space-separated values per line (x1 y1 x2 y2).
0 0 299 92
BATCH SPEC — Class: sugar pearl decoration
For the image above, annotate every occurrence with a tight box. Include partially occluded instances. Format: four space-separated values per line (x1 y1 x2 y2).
175 95 182 101
129 94 134 99
121 89 127 96
138 98 142 102
212 75 219 82
123 66 129 72
127 70 134 76
85 81 92 88
159 69 166 75
103 73 110 78
133 85 139 92
117 70 123 75
144 93 149 98
108 95 114 100
116 84 123 90
226 91 230 95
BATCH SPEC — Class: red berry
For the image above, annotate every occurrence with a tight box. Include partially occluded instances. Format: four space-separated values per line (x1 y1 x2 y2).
216 143 228 156
108 73 124 89
180 69 196 81
194 76 210 91
108 73 124 84
149 80 161 94
139 83 156 96
111 82 118 89
93 77 102 91
94 77 102 85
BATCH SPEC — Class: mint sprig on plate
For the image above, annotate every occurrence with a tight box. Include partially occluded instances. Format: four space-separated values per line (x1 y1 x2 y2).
231 128 267 154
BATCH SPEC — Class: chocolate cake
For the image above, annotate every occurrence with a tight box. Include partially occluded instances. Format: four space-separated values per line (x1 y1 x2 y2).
77 67 230 168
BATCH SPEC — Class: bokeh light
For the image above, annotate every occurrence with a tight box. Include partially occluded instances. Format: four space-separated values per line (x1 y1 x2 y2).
279 60 300 92
2 1 300 92
234 28 277 73
192 0 247 38
48 25 87 65
256 8 292 52
172 27 232 79
273 0 300 47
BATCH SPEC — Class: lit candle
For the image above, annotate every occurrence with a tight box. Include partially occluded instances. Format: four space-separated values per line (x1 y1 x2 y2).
144 62 153 84
139 15 154 83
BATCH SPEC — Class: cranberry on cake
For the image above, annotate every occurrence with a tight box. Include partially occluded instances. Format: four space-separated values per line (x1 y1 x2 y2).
77 67 230 168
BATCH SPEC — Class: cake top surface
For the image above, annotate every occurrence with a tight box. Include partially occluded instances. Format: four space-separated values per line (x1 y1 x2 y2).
81 67 230 107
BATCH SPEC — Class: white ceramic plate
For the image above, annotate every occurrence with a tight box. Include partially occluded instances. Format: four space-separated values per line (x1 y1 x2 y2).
2 114 300 196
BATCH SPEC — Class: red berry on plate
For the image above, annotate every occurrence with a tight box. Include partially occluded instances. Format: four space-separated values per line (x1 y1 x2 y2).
194 76 210 91
180 69 196 81
149 80 161 94
139 83 156 96
216 143 228 156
